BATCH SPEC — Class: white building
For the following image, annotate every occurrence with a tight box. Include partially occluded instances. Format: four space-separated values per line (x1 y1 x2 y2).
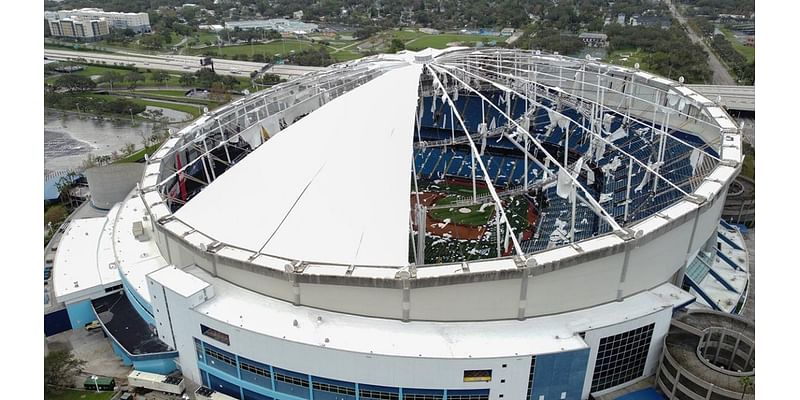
46 48 748 400
46 8 151 33
224 18 318 34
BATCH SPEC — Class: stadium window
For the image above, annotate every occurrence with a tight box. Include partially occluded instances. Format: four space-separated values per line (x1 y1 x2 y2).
590 323 655 392
463 370 492 382
525 356 537 400
204 347 236 367
359 385 399 400
274 371 309 388
312 381 356 396
240 362 271 379
201 324 230 345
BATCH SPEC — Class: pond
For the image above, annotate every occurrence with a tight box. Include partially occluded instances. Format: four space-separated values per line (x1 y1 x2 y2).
44 109 156 175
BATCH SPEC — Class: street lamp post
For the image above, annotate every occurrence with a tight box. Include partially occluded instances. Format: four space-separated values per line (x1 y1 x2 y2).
129 108 134 124
91 375 99 392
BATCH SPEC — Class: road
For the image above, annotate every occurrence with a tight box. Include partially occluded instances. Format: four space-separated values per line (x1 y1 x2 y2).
44 49 324 79
688 85 755 111
665 0 737 85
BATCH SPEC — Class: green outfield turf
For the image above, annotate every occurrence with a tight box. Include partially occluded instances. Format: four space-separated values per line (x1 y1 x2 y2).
429 195 496 226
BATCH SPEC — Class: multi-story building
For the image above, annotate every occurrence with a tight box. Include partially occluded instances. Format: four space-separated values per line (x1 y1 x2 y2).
45 8 151 33
48 16 110 41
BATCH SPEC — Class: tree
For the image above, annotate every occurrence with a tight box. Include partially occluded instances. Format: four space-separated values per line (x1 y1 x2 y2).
122 142 136 156
151 70 170 86
140 34 164 49
388 38 406 53
126 71 145 90
739 376 754 399
209 81 228 102
98 71 123 90
53 75 96 92
44 205 68 226
179 72 195 87
44 350 86 388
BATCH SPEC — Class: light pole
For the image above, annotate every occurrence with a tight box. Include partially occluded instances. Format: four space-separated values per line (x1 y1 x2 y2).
91 375 99 392
129 108 134 124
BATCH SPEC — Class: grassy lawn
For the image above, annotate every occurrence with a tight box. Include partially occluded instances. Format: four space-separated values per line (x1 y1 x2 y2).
719 27 755 63
118 91 221 108
331 50 363 62
191 39 320 59
45 388 115 400
429 196 495 226
403 33 497 51
47 61 251 91
47 65 185 87
197 32 220 45
392 30 429 42
93 94 203 118
125 97 203 118
137 89 192 97
116 142 164 163
605 49 651 71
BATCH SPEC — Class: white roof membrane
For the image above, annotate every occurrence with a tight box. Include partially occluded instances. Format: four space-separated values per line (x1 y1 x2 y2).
176 64 423 267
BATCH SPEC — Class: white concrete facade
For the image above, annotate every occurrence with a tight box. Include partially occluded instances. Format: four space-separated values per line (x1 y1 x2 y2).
55 49 744 399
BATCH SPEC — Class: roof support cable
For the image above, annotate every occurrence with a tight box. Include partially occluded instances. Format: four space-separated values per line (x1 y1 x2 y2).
425 64 526 259
429 63 624 234
440 62 691 200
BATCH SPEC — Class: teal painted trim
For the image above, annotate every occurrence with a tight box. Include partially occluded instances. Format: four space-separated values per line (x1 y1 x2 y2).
119 272 156 323
110 341 133 366
66 300 96 330
199 362 308 400
134 358 177 375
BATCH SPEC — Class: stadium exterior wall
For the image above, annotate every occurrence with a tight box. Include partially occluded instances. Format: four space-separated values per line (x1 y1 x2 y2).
113 50 743 399
153 186 729 322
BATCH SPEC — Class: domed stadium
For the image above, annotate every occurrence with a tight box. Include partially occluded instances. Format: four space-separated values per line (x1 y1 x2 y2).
50 48 749 400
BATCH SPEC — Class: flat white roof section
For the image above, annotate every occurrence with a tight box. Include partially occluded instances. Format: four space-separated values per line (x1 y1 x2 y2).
176 64 423 267
148 265 210 298
187 265 688 359
53 209 121 303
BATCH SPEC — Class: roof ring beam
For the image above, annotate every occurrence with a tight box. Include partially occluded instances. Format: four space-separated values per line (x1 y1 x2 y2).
465 58 722 162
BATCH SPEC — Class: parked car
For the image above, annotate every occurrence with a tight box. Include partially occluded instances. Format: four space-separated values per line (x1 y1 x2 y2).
85 320 102 332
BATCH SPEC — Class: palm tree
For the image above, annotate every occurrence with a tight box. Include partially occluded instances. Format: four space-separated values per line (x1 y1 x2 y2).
739 376 754 399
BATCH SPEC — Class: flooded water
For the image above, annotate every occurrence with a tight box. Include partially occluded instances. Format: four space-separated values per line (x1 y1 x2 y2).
44 110 156 175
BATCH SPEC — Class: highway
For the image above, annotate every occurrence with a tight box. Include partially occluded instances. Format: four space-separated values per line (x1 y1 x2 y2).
688 85 755 112
665 0 737 85
44 49 325 79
